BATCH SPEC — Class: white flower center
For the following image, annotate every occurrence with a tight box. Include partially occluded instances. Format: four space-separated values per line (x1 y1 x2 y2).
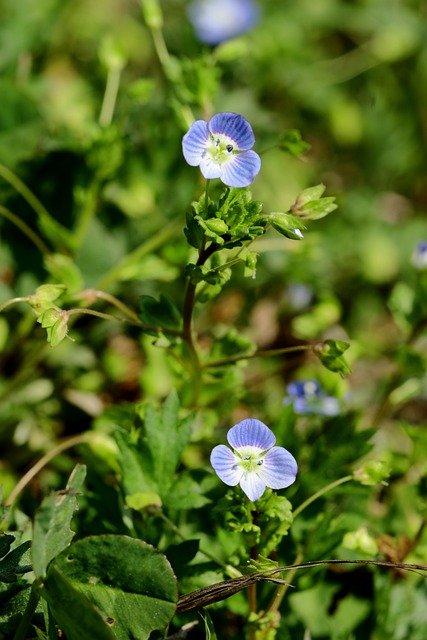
234 446 265 473
204 134 236 165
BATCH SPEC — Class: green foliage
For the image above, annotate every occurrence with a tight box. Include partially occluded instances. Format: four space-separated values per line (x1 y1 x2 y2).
115 391 193 507
0 0 426 637
32 464 86 578
44 536 177 640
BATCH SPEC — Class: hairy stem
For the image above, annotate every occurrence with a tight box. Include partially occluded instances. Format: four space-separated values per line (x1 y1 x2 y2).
99 66 122 127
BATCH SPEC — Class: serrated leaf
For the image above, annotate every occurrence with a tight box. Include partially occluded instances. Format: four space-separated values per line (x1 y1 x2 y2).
44 535 177 640
32 464 86 578
143 391 193 496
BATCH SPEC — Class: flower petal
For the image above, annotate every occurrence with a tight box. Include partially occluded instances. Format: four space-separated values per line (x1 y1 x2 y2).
182 120 210 166
240 472 266 501
210 445 242 486
256 446 298 490
220 150 261 187
199 155 223 179
188 0 260 46
227 419 276 452
209 112 255 150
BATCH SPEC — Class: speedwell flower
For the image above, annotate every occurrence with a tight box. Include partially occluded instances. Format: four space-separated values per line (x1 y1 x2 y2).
182 112 261 188
284 380 342 417
188 0 260 45
210 418 297 502
411 241 427 270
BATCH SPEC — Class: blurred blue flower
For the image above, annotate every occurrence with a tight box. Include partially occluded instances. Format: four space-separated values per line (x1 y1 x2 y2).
188 0 260 45
411 241 427 270
285 380 342 417
210 418 298 501
182 112 261 187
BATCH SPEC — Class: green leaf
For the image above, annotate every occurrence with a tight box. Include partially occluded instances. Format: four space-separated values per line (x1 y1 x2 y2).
268 212 306 240
42 565 115 640
0 534 14 559
32 464 86 578
314 339 351 377
44 535 177 640
143 390 193 496
44 254 84 294
0 540 31 582
139 294 182 333
278 129 311 156
290 184 338 221
27 285 67 316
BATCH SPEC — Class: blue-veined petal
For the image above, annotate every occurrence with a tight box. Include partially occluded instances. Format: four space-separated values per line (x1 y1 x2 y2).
220 150 261 187
182 120 210 166
210 445 242 485
227 419 275 452
240 471 266 501
209 113 255 150
257 446 298 490
199 155 223 179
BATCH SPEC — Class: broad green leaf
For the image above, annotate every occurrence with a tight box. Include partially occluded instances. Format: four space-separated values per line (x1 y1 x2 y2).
45 535 177 640
42 565 115 640
32 464 86 578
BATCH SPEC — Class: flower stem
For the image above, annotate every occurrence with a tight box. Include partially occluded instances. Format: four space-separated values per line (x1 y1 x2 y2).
13 580 41 640
99 66 121 127
4 433 94 510
182 241 219 375
0 204 51 255
292 474 353 520
204 344 313 369
0 297 29 314
264 551 304 619
0 163 72 249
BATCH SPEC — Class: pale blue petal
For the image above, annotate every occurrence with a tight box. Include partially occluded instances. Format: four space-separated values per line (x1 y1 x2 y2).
210 445 242 486
240 472 266 501
188 0 259 45
257 447 298 490
182 120 210 166
209 113 255 150
220 150 261 187
227 419 275 451
199 155 222 179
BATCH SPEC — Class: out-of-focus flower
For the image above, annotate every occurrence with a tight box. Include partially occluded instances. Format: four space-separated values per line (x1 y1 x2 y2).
182 112 261 187
188 0 260 45
210 418 298 502
411 241 427 270
284 380 342 416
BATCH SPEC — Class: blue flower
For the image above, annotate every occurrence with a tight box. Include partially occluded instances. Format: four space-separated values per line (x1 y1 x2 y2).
210 418 298 502
182 112 261 188
285 380 342 417
188 0 260 45
411 241 427 270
